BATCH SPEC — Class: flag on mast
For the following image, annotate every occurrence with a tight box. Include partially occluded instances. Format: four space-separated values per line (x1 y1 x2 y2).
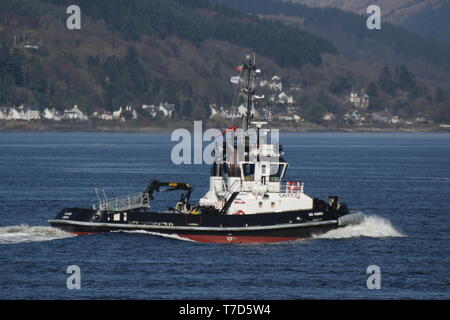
234 65 243 71
230 76 240 84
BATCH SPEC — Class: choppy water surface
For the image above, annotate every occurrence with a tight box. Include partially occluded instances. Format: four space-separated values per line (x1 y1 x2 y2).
0 132 448 299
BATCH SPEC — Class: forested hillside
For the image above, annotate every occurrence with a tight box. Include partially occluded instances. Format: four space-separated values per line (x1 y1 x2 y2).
0 0 335 114
282 0 450 44
212 0 450 73
0 0 449 125
210 0 450 123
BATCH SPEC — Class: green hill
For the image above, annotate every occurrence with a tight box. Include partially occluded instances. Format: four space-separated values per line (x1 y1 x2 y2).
0 0 335 114
0 0 449 124
282 0 450 44
210 0 450 123
211 0 450 73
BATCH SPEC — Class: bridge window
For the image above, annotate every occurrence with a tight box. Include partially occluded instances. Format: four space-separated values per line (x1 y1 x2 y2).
242 163 255 181
269 163 286 182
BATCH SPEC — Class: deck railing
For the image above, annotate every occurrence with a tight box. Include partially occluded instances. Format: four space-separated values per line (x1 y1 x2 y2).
279 182 303 193
97 192 150 212
222 180 304 194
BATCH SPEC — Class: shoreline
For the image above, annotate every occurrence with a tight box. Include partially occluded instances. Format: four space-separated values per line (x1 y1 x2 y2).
0 120 449 133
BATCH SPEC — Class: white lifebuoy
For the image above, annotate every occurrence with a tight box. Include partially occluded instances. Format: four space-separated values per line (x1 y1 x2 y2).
287 182 300 193
232 210 245 215
287 181 294 193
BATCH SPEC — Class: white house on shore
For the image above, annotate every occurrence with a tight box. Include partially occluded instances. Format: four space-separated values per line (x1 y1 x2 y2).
124 106 138 120
63 105 89 120
343 110 366 123
25 106 41 120
277 114 302 122
260 75 283 92
210 103 272 121
0 107 8 120
1 106 43 120
92 111 114 121
42 108 62 121
323 112 336 121
350 89 369 109
158 103 175 118
112 107 123 120
7 107 26 120
111 106 138 121
209 104 246 120
142 103 175 119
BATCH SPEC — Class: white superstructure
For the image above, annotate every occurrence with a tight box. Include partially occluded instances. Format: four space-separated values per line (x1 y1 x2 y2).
199 123 313 215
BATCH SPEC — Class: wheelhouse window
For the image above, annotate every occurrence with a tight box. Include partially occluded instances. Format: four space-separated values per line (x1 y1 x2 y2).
269 163 286 182
241 163 255 181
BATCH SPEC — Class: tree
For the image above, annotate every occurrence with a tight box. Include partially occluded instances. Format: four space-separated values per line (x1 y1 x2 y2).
367 82 378 97
317 90 330 110
395 64 416 91
432 102 450 123
0 46 25 104
378 65 395 95
368 97 383 112
435 87 447 103
182 99 193 117
301 103 326 123
329 75 353 94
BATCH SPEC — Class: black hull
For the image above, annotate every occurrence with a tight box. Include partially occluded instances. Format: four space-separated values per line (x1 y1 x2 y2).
49 206 362 243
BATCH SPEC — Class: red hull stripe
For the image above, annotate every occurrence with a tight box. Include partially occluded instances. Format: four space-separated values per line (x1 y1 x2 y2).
178 235 300 243
68 231 301 243
71 231 97 236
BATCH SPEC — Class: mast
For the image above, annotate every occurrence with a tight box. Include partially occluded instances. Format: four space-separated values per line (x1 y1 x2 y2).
242 54 257 131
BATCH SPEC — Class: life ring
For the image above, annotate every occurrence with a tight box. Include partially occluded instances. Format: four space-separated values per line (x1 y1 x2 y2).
287 181 300 193
232 210 245 215
287 181 294 193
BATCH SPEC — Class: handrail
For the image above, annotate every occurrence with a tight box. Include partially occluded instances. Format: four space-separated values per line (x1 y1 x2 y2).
239 181 304 193
97 192 150 212
280 181 304 193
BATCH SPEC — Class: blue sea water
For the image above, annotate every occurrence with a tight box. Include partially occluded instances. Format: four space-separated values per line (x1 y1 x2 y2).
0 132 449 299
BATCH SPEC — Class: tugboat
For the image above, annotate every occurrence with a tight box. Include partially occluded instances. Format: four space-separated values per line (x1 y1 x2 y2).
49 55 363 243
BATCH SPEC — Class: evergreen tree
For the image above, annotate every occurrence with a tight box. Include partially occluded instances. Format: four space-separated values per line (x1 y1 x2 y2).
329 75 353 94
368 97 384 112
378 66 396 95
367 82 378 97
302 103 326 123
182 99 193 117
395 64 416 91
317 91 329 110
435 87 446 103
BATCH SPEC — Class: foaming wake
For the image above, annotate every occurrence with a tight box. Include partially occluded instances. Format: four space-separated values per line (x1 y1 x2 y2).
0 225 75 244
112 230 198 242
313 214 406 239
